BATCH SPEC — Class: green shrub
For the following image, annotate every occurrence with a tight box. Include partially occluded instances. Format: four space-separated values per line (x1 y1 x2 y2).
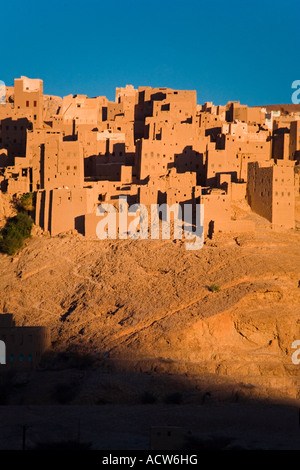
208 283 220 292
19 192 34 212
0 212 33 255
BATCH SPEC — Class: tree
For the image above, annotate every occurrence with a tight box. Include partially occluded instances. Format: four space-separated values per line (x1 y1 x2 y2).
0 212 33 255
19 193 34 212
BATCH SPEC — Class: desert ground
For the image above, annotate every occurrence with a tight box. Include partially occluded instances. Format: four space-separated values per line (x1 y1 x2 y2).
0 198 299 449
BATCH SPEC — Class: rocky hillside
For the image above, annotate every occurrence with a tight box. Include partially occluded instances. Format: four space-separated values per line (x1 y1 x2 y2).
0 217 299 401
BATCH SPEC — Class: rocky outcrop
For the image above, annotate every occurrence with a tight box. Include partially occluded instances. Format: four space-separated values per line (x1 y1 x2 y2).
0 228 299 400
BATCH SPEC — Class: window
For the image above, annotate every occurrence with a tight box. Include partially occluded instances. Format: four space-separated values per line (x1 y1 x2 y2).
33 101 37 107
26 101 29 107
19 354 24 362
9 354 14 362
27 354 32 362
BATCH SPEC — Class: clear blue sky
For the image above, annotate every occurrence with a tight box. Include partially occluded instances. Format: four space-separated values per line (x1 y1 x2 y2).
2 0 300 106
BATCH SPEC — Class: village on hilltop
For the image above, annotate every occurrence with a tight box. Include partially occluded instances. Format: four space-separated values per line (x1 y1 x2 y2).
0 76 299 237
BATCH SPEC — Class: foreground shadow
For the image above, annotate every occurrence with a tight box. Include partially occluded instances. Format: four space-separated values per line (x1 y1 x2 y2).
0 350 299 450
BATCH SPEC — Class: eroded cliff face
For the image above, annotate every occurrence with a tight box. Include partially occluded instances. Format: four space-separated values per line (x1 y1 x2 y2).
0 192 16 227
0 228 299 400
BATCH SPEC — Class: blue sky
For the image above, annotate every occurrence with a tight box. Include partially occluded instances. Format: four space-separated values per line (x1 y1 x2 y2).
1 0 300 105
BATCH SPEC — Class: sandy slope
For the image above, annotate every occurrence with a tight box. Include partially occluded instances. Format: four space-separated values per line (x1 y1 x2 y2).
0 219 299 400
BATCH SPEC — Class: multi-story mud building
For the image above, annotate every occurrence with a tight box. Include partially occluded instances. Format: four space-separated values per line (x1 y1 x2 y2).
0 76 299 235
